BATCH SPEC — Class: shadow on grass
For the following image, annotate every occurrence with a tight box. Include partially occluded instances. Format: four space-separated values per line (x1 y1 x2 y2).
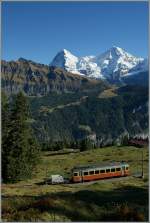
2 185 148 222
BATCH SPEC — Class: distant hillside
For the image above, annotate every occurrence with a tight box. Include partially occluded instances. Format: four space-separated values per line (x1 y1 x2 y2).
1 59 108 96
121 71 148 86
1 58 148 148
29 85 148 147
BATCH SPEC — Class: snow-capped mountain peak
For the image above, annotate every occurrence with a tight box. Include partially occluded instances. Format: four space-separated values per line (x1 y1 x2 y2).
62 48 70 54
111 46 127 55
50 49 79 73
60 49 76 58
94 46 145 78
50 46 148 81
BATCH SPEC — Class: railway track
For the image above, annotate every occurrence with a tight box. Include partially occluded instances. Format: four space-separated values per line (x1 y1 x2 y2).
66 175 137 186
2 173 143 189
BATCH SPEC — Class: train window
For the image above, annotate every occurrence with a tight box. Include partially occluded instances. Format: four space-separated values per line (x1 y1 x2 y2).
74 172 79 176
84 172 88 176
100 169 105 173
111 168 115 172
95 170 99 174
116 168 121 171
126 167 129 170
89 171 94 175
106 169 110 173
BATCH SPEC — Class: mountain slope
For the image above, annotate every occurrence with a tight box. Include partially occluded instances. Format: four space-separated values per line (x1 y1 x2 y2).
1 59 108 96
122 71 148 86
94 46 145 79
50 49 79 74
30 85 148 146
2 56 148 147
50 46 148 82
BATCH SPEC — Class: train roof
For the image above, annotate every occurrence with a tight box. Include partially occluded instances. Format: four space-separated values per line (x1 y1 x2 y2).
72 162 129 172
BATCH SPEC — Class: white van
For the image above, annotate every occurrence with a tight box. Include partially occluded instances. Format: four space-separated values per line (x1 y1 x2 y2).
51 175 64 184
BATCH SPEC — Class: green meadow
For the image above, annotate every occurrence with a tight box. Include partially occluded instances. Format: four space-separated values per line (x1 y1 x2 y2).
2 146 149 221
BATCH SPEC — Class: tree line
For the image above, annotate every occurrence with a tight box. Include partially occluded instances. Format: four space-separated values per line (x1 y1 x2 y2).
2 92 40 183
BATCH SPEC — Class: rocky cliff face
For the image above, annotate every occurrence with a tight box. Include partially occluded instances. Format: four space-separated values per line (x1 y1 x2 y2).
1 59 108 96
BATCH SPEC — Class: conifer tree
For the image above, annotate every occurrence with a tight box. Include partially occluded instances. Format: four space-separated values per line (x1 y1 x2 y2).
2 91 10 181
2 92 40 183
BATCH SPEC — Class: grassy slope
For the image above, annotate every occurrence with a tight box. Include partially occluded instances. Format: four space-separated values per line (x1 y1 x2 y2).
98 86 118 98
2 146 149 221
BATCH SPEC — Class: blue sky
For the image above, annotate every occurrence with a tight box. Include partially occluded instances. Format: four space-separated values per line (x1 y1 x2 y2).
2 1 148 64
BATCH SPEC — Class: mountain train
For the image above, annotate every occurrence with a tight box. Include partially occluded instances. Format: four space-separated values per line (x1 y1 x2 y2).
71 162 130 183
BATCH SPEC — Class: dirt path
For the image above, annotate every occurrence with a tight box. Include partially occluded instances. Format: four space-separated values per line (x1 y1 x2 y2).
40 96 88 113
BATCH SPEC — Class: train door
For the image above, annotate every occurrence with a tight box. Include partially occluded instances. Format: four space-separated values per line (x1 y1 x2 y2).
121 166 125 176
80 171 84 183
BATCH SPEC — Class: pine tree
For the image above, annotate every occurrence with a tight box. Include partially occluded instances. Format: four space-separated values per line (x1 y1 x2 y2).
79 138 93 151
121 135 129 146
2 92 40 183
2 91 10 182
